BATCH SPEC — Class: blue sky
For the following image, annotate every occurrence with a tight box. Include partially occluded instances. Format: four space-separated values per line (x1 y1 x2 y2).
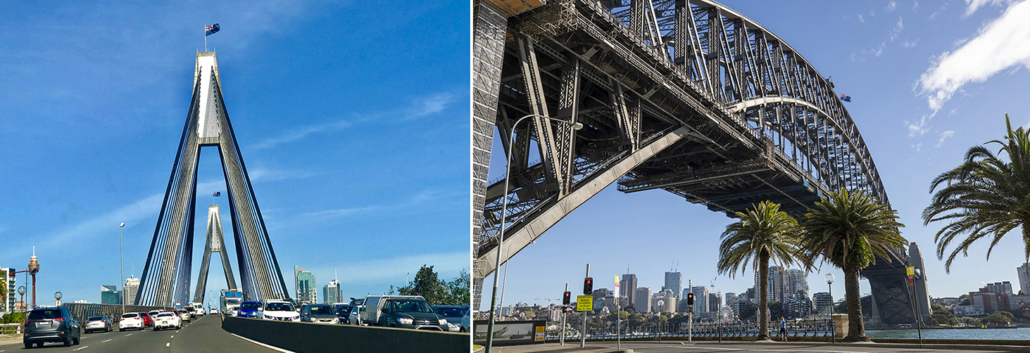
0 0 469 307
482 0 1030 309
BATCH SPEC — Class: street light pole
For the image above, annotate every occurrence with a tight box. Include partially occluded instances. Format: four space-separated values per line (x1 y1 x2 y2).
120 223 125 314
484 114 583 353
826 273 835 344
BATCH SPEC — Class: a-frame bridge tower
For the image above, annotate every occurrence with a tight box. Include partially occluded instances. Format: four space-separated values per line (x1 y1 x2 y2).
135 52 291 306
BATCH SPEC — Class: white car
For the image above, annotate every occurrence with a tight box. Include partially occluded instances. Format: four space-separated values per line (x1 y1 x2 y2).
197 308 206 316
178 309 192 323
210 309 218 314
348 305 366 325
262 300 300 321
154 312 181 331
84 316 112 333
119 312 144 331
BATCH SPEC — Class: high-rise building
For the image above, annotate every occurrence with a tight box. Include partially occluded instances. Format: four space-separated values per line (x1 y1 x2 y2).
101 285 121 305
635 287 652 312
295 266 316 304
709 292 720 314
592 288 611 301
755 266 789 302
984 281 1014 295
620 274 637 310
1020 264 1030 295
786 269 809 298
725 292 737 307
813 292 833 315
651 292 674 313
2 268 15 313
123 276 139 306
664 272 682 299
323 279 342 304
691 286 709 317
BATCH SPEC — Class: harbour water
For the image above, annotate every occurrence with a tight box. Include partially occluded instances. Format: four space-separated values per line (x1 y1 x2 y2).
867 327 1030 340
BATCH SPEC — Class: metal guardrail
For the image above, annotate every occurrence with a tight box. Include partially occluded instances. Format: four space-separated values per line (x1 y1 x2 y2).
1 323 23 335
61 303 172 325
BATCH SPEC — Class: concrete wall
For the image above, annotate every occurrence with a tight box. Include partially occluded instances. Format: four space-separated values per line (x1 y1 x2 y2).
221 316 469 353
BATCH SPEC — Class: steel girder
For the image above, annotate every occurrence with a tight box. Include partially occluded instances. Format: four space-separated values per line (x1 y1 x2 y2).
471 0 904 311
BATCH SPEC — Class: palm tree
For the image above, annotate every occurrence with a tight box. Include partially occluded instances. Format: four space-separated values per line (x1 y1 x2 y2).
802 189 905 342
923 115 1030 273
717 201 804 341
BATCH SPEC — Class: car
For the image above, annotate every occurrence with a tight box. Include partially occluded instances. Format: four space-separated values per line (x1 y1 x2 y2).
177 309 192 323
84 316 112 333
154 311 181 331
148 310 163 322
301 304 339 324
210 309 218 314
348 305 364 325
139 312 154 327
119 312 144 331
23 307 81 348
262 300 300 321
333 304 354 324
184 306 197 319
434 305 469 332
237 301 263 318
461 311 471 333
375 296 450 331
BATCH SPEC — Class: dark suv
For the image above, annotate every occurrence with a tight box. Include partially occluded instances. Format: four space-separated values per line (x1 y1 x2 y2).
378 297 449 331
24 307 81 348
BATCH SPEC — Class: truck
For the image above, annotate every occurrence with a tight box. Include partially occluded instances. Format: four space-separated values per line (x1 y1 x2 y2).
222 290 244 316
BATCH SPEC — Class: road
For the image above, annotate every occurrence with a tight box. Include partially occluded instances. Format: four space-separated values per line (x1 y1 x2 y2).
0 315 284 353
496 342 1030 353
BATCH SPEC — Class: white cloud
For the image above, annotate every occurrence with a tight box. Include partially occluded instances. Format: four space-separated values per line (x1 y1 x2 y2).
907 115 931 137
307 251 468 286
247 168 316 182
937 130 956 147
405 92 457 120
858 14 865 23
913 1 920 12
890 16 904 42
917 1 1030 113
965 0 1017 16
902 39 919 48
302 189 451 220
252 120 352 150
886 1 899 13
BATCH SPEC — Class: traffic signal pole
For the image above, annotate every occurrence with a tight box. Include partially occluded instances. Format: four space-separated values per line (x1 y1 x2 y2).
582 264 589 348
688 279 692 342
561 283 568 346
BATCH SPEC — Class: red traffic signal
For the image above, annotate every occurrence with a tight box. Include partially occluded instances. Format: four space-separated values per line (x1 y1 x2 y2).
563 291 571 305
583 277 593 295
687 292 694 305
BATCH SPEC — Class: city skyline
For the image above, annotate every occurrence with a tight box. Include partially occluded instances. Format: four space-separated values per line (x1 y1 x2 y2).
0 0 468 305
479 0 1030 310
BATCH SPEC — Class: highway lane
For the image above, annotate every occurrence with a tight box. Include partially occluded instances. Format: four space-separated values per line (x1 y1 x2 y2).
0 315 284 352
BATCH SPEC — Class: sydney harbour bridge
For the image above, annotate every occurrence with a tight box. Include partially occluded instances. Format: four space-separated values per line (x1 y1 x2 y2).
472 0 930 325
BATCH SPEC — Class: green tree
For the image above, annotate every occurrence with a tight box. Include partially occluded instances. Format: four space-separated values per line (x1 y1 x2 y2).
0 269 6 306
769 302 783 320
717 201 805 341
985 311 1012 326
923 115 1030 272
801 189 907 342
930 304 958 326
444 269 470 305
397 265 446 304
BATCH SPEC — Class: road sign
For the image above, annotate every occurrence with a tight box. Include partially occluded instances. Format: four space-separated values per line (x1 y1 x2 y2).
576 295 593 312
906 266 915 276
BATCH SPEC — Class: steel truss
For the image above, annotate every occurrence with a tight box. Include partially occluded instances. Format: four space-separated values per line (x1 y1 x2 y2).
136 52 291 307
472 0 915 325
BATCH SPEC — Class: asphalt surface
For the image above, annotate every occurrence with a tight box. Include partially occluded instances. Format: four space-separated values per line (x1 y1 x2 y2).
0 315 283 353
495 341 1030 353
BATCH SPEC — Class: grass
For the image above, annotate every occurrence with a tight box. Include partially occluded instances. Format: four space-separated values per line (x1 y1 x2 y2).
473 344 483 350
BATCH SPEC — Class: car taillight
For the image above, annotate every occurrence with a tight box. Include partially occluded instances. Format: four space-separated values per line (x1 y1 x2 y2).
54 318 65 322
25 320 35 323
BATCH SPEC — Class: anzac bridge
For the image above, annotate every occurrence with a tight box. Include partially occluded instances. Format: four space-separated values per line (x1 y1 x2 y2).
471 0 930 325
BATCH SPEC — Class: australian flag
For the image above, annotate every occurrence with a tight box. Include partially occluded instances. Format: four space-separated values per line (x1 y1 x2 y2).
213 191 221 197
840 94 852 102
205 23 220 36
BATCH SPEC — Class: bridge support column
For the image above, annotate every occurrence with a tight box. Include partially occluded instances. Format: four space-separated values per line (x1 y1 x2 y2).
472 0 509 310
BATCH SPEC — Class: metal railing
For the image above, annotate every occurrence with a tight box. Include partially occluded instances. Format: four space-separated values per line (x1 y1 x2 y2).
1 323 23 335
543 319 840 341
61 303 172 325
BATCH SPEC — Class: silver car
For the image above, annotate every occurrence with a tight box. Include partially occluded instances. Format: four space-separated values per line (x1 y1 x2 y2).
84 316 112 333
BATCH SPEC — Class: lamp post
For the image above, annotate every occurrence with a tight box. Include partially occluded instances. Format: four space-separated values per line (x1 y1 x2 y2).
17 286 26 314
484 114 583 353
825 273 835 344
55 292 62 307
120 223 125 314
657 300 664 342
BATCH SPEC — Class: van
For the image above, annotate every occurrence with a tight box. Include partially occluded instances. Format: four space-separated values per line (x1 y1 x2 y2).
361 295 447 330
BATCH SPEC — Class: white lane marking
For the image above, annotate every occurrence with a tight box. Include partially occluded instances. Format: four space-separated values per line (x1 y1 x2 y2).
166 343 170 347
125 333 132 336
74 346 89 351
102 339 111 342
171 335 174 338
229 333 295 353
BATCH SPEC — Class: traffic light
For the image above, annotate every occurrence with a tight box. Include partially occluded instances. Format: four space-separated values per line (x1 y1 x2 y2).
687 292 694 305
583 277 593 295
563 291 571 305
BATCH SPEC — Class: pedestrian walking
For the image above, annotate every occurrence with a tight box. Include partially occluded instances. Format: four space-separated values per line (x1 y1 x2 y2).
778 317 787 342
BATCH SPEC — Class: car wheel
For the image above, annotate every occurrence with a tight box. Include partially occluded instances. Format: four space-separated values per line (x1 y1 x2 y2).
119 328 124 332
24 342 32 349
64 337 71 347
74 336 80 345
36 342 44 348
155 327 160 331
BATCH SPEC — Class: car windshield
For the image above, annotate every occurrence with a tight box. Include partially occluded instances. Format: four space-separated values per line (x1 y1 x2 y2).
157 313 174 317
122 313 138 318
337 307 353 315
308 305 333 315
28 309 62 320
88 316 105 321
185 307 194 311
265 302 294 311
435 307 466 317
389 299 434 313
241 302 261 309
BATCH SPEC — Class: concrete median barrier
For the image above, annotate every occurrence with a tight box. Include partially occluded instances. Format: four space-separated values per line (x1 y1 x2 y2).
221 315 470 353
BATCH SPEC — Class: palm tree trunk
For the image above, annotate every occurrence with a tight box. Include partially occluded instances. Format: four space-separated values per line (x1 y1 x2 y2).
757 250 771 341
843 264 870 341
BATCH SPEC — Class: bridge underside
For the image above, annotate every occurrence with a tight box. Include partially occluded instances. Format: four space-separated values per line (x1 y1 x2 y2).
471 0 914 325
